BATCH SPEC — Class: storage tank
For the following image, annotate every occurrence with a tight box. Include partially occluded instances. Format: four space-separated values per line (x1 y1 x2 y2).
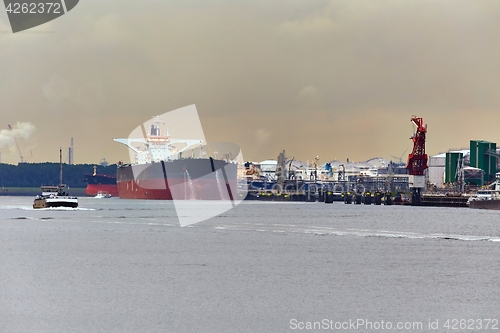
470 140 497 182
428 154 445 187
445 152 463 183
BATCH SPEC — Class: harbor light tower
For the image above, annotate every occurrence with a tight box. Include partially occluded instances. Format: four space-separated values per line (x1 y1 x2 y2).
405 116 428 206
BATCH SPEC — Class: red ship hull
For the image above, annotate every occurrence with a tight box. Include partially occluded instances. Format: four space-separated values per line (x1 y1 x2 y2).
116 159 237 200
117 178 235 200
83 173 118 196
84 184 119 197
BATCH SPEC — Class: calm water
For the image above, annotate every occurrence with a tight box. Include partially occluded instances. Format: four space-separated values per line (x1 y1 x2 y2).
1 196 499 332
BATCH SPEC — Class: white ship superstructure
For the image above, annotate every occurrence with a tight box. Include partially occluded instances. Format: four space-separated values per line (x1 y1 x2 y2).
114 116 204 165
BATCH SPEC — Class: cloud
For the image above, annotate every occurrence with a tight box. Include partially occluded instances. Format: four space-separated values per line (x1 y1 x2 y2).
255 128 272 147
0 122 36 158
278 13 336 35
43 75 71 106
298 85 321 109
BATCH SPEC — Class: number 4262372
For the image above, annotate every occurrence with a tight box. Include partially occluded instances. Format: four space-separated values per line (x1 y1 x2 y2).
5 2 62 14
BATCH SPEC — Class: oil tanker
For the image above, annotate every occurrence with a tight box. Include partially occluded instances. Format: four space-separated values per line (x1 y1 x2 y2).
114 116 238 200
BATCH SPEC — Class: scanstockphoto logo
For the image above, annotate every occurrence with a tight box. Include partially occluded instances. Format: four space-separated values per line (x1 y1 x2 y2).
3 0 79 33
114 105 248 227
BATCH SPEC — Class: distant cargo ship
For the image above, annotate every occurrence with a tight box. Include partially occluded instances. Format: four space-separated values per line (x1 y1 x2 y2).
468 196 500 210
468 172 500 210
114 116 237 200
467 172 500 210
83 166 118 197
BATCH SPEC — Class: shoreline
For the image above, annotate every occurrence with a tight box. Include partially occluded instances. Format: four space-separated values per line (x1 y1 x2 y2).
0 187 87 197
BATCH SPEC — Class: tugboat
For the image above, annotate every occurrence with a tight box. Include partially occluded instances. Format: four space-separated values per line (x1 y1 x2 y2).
33 148 78 209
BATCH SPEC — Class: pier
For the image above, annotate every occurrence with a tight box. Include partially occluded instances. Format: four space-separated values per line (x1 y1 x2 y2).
420 194 469 208
243 181 471 208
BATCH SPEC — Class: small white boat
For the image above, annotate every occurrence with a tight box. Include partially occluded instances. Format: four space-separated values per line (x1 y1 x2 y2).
95 191 112 198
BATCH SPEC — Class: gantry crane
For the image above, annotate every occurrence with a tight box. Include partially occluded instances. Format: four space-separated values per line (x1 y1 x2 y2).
405 116 428 205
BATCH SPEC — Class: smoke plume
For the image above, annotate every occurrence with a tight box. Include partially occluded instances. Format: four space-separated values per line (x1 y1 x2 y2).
0 122 36 150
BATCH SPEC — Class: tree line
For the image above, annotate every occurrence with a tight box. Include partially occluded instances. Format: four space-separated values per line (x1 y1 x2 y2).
0 163 116 188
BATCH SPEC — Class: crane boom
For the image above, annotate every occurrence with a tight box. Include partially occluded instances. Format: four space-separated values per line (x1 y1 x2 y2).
7 124 24 163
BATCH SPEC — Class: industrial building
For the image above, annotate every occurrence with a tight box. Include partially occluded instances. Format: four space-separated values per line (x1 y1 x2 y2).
428 140 499 188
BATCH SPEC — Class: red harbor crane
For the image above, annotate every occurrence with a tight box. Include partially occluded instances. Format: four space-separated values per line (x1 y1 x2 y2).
405 116 428 205
405 116 428 175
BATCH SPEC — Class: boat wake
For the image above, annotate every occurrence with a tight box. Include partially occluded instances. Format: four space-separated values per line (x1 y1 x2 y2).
3 205 93 211
10 216 35 220
2 205 33 210
1 205 91 211
35 207 95 211
210 223 500 242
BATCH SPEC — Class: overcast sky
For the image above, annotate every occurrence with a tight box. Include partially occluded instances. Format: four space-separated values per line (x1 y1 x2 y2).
1 0 499 165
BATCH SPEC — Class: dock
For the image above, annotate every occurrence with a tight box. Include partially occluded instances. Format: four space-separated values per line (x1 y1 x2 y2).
420 194 469 208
